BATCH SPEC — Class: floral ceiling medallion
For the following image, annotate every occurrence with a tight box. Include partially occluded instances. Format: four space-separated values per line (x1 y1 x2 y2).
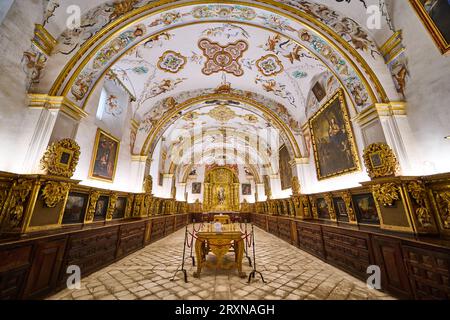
208 105 237 122
198 38 248 76
256 54 284 76
157 50 187 73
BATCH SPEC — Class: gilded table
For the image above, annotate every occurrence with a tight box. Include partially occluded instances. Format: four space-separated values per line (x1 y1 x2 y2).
193 223 246 278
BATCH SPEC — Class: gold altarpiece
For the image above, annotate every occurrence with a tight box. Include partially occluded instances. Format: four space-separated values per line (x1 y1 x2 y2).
203 167 239 212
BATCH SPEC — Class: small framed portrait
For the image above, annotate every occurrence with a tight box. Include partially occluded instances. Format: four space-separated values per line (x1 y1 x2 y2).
353 194 380 225
312 81 326 102
62 192 88 224
112 197 127 220
316 198 330 220
94 195 109 221
192 182 202 194
58 148 74 168
89 129 120 182
369 152 383 168
242 183 252 195
333 197 349 222
410 0 450 55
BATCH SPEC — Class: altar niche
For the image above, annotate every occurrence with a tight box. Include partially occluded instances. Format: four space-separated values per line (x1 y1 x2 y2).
203 167 240 212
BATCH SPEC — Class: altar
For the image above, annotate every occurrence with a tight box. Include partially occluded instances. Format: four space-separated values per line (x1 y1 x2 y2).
193 223 246 278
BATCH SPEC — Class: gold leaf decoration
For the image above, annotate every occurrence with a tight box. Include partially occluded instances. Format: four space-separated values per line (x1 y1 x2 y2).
341 191 357 222
143 175 153 194
85 191 100 222
40 138 80 178
372 183 400 207
2 179 33 228
324 193 336 220
42 181 70 208
291 176 301 196
106 193 118 220
435 191 450 229
407 181 432 227
363 143 399 179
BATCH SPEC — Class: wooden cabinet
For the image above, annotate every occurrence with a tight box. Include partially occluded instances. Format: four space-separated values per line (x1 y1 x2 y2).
296 222 325 259
371 235 413 299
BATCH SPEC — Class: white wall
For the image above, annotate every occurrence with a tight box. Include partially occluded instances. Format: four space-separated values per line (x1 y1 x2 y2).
390 1 450 174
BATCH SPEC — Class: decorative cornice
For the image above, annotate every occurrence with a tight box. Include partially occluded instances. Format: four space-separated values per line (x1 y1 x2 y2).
354 101 407 126
380 30 402 57
32 24 57 56
27 94 88 121
131 155 148 162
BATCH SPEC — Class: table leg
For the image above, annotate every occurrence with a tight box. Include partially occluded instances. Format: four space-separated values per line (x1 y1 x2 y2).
193 238 204 278
236 240 246 278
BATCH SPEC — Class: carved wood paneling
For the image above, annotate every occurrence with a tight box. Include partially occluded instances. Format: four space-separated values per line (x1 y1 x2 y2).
164 216 175 236
402 245 450 300
277 217 292 244
22 237 67 299
371 235 413 299
60 226 119 285
267 216 278 237
296 222 325 259
116 222 146 259
0 244 32 299
322 227 371 279
150 217 165 242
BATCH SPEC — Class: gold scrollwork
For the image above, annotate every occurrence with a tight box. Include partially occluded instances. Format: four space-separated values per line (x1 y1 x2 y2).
291 176 301 196
435 191 450 229
143 175 153 194
363 143 399 179
106 193 119 220
40 138 80 178
85 191 100 222
341 191 357 222
1 179 34 228
324 193 336 220
309 196 318 219
372 183 400 207
41 181 70 208
407 181 432 228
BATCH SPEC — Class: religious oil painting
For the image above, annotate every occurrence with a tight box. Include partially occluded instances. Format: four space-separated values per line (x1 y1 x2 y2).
410 0 450 54
316 198 331 220
89 129 120 182
242 183 252 195
279 144 292 190
112 197 127 220
309 90 360 180
192 182 202 194
62 192 88 224
352 194 380 225
94 195 109 221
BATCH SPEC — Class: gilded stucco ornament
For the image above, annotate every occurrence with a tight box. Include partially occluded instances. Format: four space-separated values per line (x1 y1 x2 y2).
85 191 101 222
324 193 336 220
372 183 400 207
341 191 357 222
143 175 153 194
1 179 33 228
363 143 399 179
40 138 80 178
435 191 450 229
407 181 432 227
291 176 301 196
42 181 70 208
106 193 119 220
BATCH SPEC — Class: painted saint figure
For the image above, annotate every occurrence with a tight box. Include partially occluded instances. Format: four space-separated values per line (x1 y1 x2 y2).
218 186 225 205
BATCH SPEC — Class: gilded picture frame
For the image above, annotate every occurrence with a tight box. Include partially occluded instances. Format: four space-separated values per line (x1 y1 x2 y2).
89 128 120 182
409 0 450 55
309 90 360 180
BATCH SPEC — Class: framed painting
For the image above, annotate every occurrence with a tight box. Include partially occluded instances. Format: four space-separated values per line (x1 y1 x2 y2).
309 90 360 180
242 183 252 195
279 144 293 190
333 197 349 222
89 129 120 182
94 195 109 221
112 197 127 220
312 81 326 102
352 194 380 225
316 198 330 220
192 182 202 194
410 0 450 55
62 192 88 224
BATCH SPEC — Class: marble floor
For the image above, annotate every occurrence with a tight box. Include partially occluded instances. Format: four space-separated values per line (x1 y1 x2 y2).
49 225 394 300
